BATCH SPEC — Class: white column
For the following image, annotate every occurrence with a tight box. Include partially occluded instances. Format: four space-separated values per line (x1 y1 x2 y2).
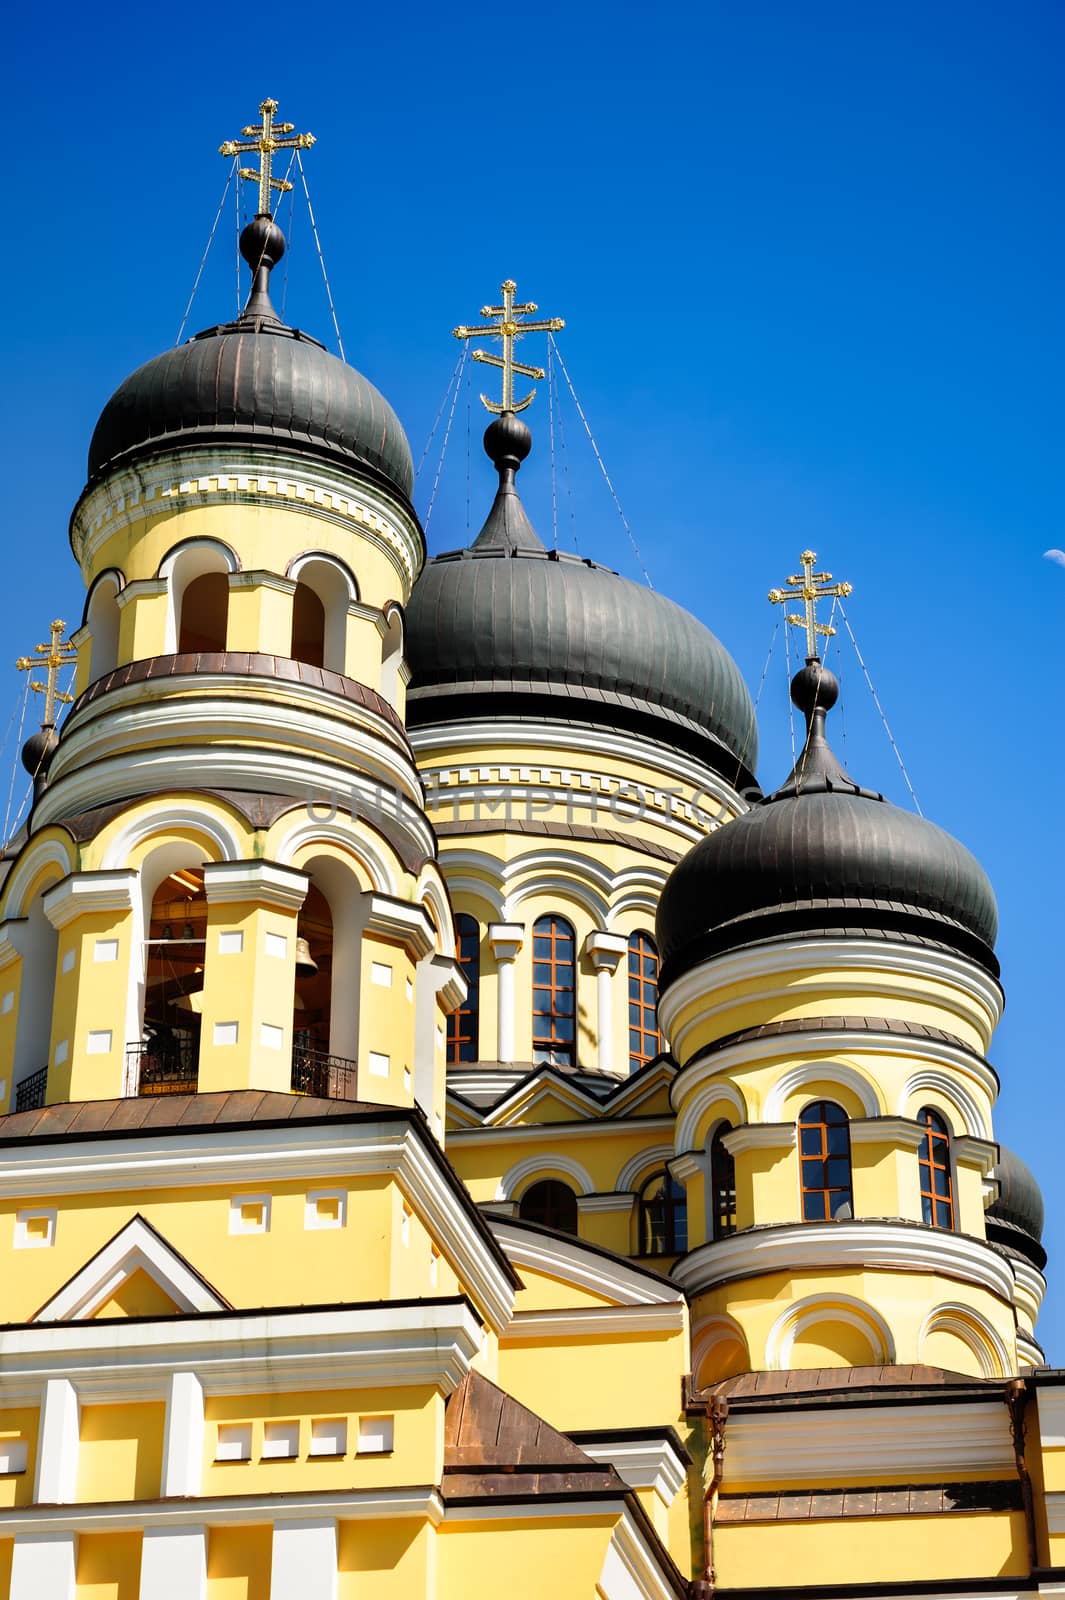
140 1527 207 1600
583 932 628 1075
271 1519 338 1600
34 1377 79 1504
488 924 524 1064
11 1533 76 1600
161 1370 205 1496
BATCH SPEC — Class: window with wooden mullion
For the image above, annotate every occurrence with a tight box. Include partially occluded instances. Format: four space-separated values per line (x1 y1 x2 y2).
446 914 480 1065
918 1107 954 1229
532 915 576 1067
798 1100 853 1221
627 931 661 1071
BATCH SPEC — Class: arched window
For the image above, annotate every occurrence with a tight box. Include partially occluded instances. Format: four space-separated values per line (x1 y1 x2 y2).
627 931 661 1071
710 1124 737 1240
447 914 480 1064
518 1179 578 1235
178 572 229 654
85 571 122 681
798 1101 853 1221
918 1107 954 1229
291 582 326 668
532 915 576 1067
638 1169 687 1255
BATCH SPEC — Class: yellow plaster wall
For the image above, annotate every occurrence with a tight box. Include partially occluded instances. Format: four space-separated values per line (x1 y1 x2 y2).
202 1386 441 1496
714 1511 1028 1587
337 1518 434 1600
0 1540 11 1597
359 936 416 1107
499 1329 687 1432
198 900 301 1096
438 1517 615 1600
75 1532 142 1600
0 956 22 1115
76 1403 165 1503
48 905 135 1105
0 1408 38 1508
207 1524 272 1600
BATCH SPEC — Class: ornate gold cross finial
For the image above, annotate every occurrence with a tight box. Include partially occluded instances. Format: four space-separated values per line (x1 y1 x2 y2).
769 550 853 659
219 98 316 218
16 621 78 728
453 280 565 414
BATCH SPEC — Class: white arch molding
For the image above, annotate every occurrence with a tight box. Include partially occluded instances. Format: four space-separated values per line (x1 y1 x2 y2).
691 1314 749 1389
84 568 124 682
674 1079 750 1153
497 1153 595 1202
899 1070 990 1140
766 1292 896 1371
275 816 396 897
1 838 76 920
764 1061 882 1122
615 1145 677 1195
919 1303 1010 1379
100 806 242 872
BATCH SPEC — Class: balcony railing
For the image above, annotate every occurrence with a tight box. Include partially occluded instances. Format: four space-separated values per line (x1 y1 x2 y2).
291 1046 359 1102
128 1039 199 1097
14 1067 48 1113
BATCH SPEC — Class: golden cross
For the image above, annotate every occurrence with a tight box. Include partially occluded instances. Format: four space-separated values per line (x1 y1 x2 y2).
769 550 853 659
16 620 78 728
219 98 316 218
453 279 565 415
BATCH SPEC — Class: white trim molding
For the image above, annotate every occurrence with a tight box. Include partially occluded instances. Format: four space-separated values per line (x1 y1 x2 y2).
764 1061 881 1120
202 860 309 912
766 1292 895 1369
503 1304 686 1340
918 1302 1011 1379
498 1151 595 1200
721 1123 797 1157
660 938 1004 1061
491 1218 683 1307
722 1400 1014 1486
34 1215 227 1321
672 1220 1016 1303
42 871 138 931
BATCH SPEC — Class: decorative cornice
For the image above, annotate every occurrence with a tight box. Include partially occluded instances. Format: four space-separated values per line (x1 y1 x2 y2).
573 1435 688 1504
487 922 525 961
228 569 297 595
848 1116 927 1150
114 577 168 608
42 871 138 930
502 1305 686 1340
659 938 1004 1060
0 1299 483 1407
672 1220 1016 1303
577 1192 636 1215
0 1485 444 1538
953 1135 999 1176
721 1123 796 1156
722 1400 1014 1486
491 1218 683 1307
366 895 435 960
202 860 309 911
583 931 629 972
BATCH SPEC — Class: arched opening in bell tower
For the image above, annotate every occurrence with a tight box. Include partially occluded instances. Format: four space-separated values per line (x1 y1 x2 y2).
178 574 229 654
291 883 335 1092
11 885 60 1109
137 865 206 1094
288 555 355 674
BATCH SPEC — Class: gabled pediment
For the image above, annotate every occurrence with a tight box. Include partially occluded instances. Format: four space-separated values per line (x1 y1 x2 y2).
602 1058 678 1118
34 1214 230 1322
485 1070 604 1128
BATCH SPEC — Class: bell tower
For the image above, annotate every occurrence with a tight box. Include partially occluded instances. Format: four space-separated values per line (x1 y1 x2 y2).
0 100 462 1131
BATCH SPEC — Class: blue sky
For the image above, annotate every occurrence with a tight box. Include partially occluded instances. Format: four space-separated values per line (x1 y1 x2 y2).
5 3 1064 1347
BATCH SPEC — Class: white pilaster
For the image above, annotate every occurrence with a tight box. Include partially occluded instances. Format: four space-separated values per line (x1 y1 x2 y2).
583 932 628 1075
139 1527 207 1600
161 1370 205 1496
270 1518 338 1600
34 1377 79 1504
488 923 524 1064
11 1533 76 1600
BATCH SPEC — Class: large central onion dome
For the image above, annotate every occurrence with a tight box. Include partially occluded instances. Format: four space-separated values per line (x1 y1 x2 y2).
406 412 758 783
86 215 413 499
657 658 998 985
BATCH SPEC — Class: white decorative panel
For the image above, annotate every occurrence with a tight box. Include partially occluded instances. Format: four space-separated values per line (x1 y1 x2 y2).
368 1051 389 1078
215 1423 252 1462
15 1209 56 1249
265 932 288 959
93 939 119 963
371 962 393 987
87 1030 112 1054
310 1417 347 1457
218 930 244 955
262 1421 299 1459
357 1415 394 1454
260 1023 284 1051
213 1022 238 1046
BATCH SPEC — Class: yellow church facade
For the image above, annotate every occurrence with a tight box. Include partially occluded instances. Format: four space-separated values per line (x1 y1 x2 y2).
0 99 1060 1599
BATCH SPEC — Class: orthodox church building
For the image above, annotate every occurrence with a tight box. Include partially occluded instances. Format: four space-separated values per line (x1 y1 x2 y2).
0 100 1060 1600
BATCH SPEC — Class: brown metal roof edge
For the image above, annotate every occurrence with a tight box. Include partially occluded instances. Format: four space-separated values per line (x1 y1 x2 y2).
0 1094 521 1292
0 1292 478 1336
714 1576 1044 1600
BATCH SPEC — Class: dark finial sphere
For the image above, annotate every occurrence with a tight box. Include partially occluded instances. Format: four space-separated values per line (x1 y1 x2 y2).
239 215 287 274
21 727 58 781
483 412 532 473
790 660 839 718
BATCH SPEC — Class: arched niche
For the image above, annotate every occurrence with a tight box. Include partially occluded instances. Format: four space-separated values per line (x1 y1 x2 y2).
160 540 238 655
296 852 367 1064
11 881 61 1100
288 554 356 674
84 570 124 681
380 603 405 707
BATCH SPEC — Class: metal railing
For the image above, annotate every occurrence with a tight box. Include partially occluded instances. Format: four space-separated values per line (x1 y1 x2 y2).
14 1067 48 1113
291 1046 359 1102
128 1039 199 1097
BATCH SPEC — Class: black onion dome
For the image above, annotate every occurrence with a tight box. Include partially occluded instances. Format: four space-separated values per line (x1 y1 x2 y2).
986 1146 1045 1268
85 216 413 499
657 659 998 984
406 416 758 782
